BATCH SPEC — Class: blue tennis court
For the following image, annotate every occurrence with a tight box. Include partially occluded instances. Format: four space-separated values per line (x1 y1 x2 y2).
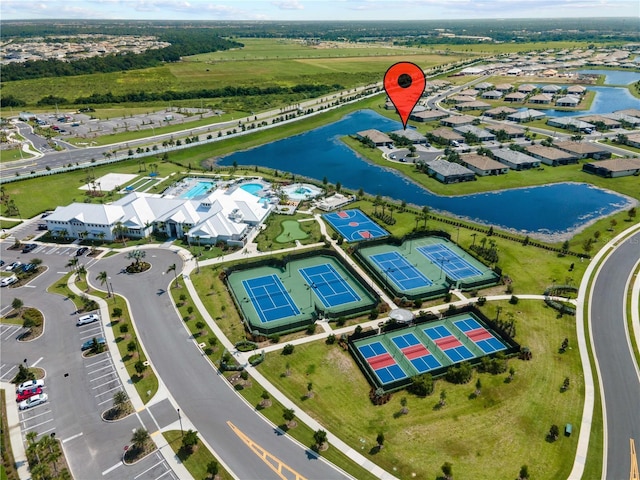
299 264 360 308
241 275 300 323
369 251 433 291
357 341 408 384
454 318 508 354
391 332 441 373
417 243 482 280
323 209 388 241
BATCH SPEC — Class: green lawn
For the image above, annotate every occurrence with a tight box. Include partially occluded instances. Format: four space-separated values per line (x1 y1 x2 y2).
163 430 234 480
256 299 583 480
255 211 323 251
0 146 34 163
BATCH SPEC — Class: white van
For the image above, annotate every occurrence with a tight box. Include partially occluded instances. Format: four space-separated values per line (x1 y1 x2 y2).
76 313 100 326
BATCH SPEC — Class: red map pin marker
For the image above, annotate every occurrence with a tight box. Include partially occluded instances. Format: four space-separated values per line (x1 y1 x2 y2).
383 62 426 129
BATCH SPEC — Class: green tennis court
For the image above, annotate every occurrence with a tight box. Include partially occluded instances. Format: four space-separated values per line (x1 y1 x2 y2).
226 253 378 335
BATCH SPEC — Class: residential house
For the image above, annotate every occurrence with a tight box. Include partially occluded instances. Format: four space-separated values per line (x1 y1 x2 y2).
484 106 517 119
430 127 464 145
389 129 429 145
546 117 595 132
528 93 554 104
460 154 509 176
625 132 640 148
494 83 513 92
555 95 581 107
426 159 476 184
486 124 525 139
566 85 587 95
517 84 537 94
525 145 579 166
453 125 496 142
455 101 491 112
440 115 476 127
541 84 562 94
474 82 494 91
554 140 612 160
506 109 546 123
582 158 640 178
577 115 621 130
356 129 393 147
492 149 541 170
504 92 527 103
481 90 503 100
409 110 448 123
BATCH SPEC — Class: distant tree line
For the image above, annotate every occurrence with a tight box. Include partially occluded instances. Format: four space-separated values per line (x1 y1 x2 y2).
1 28 242 82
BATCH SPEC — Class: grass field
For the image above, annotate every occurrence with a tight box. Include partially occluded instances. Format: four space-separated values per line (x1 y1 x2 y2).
163 430 234 480
255 299 583 480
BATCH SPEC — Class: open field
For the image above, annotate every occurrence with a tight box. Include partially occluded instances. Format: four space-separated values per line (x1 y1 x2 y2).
255 299 583 480
0 147 34 163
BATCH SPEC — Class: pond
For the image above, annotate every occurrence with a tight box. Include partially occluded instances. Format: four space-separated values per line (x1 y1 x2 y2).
578 69 640 85
218 110 633 241
539 85 640 117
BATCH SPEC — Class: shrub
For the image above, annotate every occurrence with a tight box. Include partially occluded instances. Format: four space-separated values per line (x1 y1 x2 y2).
282 344 295 355
509 295 519 305
119 324 129 334
326 334 336 345
445 361 473 384
407 373 434 397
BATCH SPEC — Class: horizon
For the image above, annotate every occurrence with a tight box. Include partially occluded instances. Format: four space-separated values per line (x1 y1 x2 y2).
1 0 639 22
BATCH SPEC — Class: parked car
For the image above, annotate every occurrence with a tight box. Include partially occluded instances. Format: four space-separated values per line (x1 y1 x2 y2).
16 379 44 393
81 337 106 351
75 247 88 256
77 313 100 326
5 262 21 271
16 387 43 402
0 275 18 287
0 260 5 267
21 264 36 273
37 223 48 230
18 393 48 410
21 244 37 254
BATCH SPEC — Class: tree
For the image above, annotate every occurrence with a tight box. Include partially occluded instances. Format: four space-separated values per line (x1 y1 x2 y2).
475 377 482 395
376 432 385 448
519 464 530 479
629 207 637 221
408 373 434 397
113 222 127 246
421 206 429 228
96 271 111 297
167 263 180 288
283 408 295 424
439 389 447 407
131 428 150 450
11 297 24 315
441 461 453 480
206 460 219 479
313 429 327 449
113 390 128 413
134 360 147 375
181 429 199 455
549 424 560 441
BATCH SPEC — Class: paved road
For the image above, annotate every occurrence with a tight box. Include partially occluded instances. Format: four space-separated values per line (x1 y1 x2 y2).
0 240 178 480
590 230 640 480
90 248 350 480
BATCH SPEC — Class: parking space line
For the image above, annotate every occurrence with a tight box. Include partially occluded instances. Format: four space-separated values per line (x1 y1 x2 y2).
133 458 166 479
34 427 55 437
90 371 117 382
23 418 54 431
31 357 44 367
81 332 104 340
154 468 173 480
98 396 117 406
95 385 122 397
87 365 113 375
86 357 111 368
92 378 119 390
62 432 83 444
102 461 123 476
20 409 51 422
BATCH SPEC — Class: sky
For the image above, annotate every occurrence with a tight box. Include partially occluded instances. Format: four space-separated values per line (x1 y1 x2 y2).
2 0 639 21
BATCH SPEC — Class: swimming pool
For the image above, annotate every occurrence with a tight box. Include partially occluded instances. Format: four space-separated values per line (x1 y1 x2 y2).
240 183 264 196
282 183 323 200
181 181 215 199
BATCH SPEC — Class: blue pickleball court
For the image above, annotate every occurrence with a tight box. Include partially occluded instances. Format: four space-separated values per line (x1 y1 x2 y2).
369 251 433 291
298 263 361 308
323 209 389 241
241 275 300 323
417 243 482 280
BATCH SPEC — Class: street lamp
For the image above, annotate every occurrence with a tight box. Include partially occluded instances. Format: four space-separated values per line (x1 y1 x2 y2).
177 408 183 437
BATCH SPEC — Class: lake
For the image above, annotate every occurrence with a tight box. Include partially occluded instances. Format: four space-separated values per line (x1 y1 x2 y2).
578 69 640 85
540 86 640 117
218 109 633 240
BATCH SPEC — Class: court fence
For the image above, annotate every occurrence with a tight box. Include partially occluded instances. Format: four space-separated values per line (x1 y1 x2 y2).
348 305 521 393
224 248 381 336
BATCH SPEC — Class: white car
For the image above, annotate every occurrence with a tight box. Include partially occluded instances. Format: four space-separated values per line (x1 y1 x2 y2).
18 393 48 410
16 379 45 393
0 275 18 287
5 262 21 271
76 313 100 326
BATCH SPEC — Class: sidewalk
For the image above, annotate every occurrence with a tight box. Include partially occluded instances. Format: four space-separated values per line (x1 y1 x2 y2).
1 381 30 480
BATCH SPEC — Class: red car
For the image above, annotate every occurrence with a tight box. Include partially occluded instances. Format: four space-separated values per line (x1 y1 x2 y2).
16 387 42 402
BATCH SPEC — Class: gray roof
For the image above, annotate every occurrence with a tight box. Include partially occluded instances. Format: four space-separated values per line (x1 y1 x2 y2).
427 159 475 177
453 125 495 138
493 149 540 165
507 109 546 120
389 129 427 142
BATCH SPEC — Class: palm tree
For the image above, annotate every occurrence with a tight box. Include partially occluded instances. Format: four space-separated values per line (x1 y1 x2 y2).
421 206 430 229
96 271 111 297
113 222 127 246
77 265 87 281
66 257 79 273
131 428 150 451
96 231 106 245
167 263 180 288
113 390 128 414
